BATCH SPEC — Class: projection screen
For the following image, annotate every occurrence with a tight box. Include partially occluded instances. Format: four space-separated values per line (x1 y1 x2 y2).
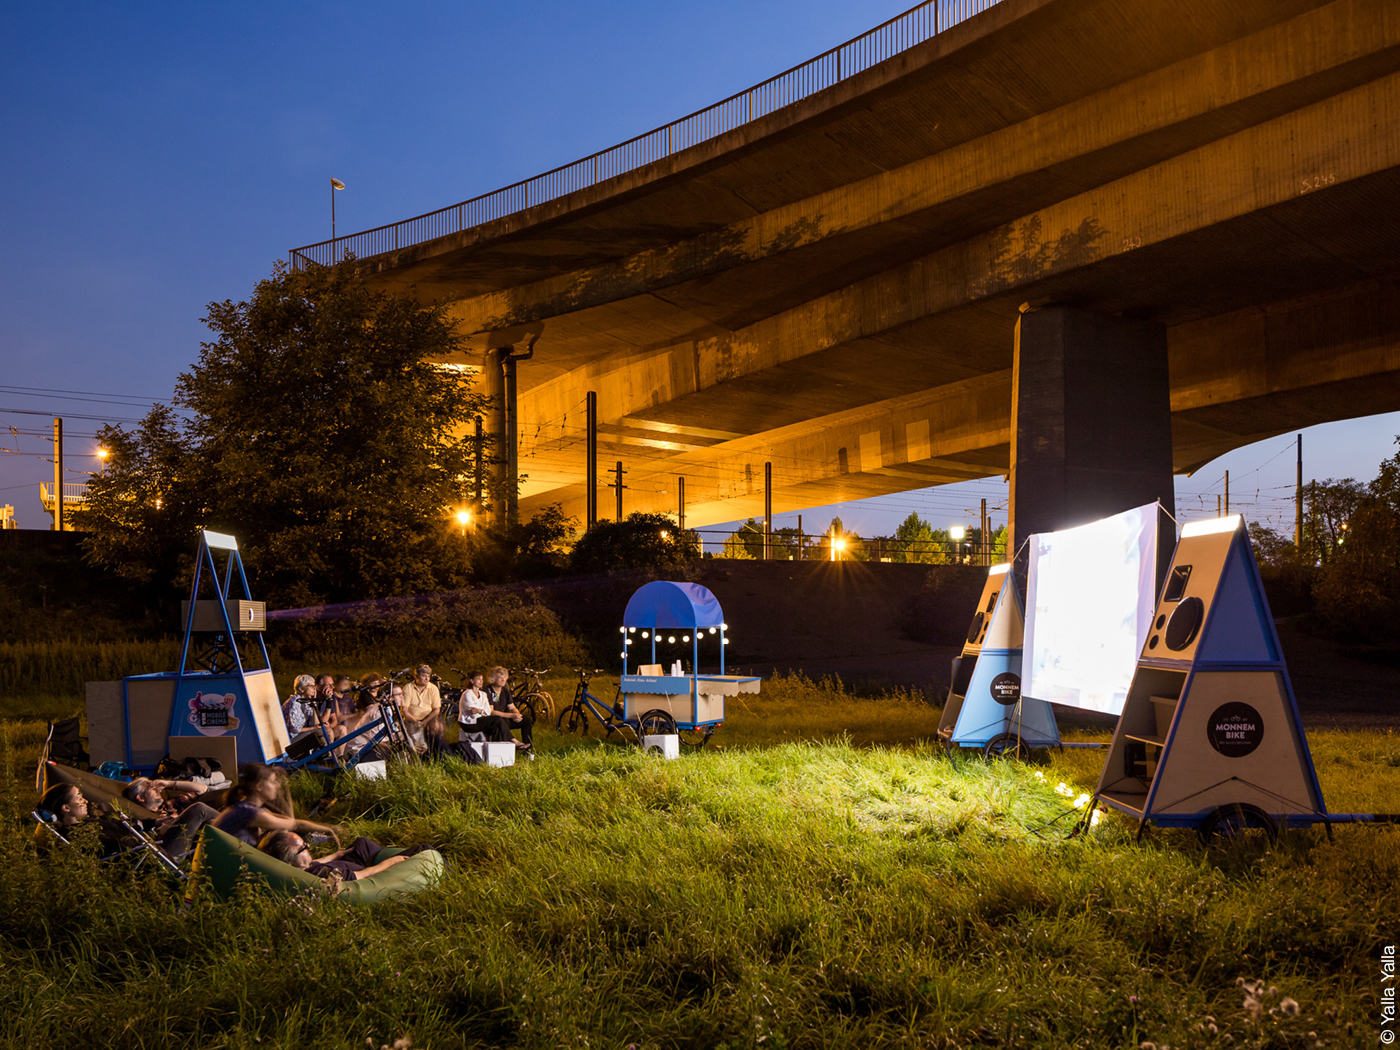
1022 503 1163 716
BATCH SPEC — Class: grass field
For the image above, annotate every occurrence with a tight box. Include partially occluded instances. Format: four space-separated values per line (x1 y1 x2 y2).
1 676 1396 1049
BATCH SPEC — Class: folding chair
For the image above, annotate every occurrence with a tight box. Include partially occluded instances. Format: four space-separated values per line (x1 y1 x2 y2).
34 717 89 791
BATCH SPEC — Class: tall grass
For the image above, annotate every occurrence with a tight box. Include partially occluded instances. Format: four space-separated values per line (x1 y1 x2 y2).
1 690 1396 1049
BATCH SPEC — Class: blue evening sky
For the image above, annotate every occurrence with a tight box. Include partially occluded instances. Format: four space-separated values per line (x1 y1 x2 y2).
2 1 1393 536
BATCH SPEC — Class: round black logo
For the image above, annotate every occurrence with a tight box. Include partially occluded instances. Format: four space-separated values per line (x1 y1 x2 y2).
1207 702 1264 757
990 672 1021 705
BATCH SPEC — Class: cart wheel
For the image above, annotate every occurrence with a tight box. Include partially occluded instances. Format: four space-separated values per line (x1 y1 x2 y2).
1198 803 1278 845
983 734 1030 761
677 725 711 749
556 703 589 736
637 709 678 751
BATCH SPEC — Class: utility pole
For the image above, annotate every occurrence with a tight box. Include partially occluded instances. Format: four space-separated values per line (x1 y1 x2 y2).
1296 434 1304 551
980 498 988 566
613 461 626 520
677 476 685 532
764 461 772 561
52 417 63 532
797 514 803 561
500 336 537 529
1224 470 1230 516
586 391 597 529
473 416 484 507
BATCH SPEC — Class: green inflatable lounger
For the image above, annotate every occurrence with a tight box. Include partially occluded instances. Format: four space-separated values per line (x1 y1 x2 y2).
192 826 444 906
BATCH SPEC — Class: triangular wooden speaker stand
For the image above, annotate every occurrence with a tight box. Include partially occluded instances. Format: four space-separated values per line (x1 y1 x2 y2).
1096 516 1326 836
939 564 1059 757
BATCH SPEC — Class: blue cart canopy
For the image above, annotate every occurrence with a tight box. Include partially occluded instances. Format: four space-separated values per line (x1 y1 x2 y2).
623 581 724 630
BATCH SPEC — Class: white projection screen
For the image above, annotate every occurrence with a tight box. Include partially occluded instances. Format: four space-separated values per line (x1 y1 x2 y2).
1023 503 1163 715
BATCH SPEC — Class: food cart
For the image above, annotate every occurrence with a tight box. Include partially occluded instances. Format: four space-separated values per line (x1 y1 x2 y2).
617 581 760 747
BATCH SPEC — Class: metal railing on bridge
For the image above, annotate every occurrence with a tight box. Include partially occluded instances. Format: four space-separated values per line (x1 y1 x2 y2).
289 0 1003 269
694 526 1002 565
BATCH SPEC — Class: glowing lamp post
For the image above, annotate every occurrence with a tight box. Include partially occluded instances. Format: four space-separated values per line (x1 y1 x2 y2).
455 509 471 536
831 537 846 562
949 525 966 563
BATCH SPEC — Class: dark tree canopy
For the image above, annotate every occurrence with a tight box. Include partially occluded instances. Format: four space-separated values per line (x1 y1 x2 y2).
569 513 700 574
80 261 492 607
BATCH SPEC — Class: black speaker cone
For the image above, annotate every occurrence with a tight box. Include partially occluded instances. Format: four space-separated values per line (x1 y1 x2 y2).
966 611 985 645
1165 596 1205 651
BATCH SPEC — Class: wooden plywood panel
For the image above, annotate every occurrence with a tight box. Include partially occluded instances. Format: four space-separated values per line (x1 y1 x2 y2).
244 669 288 760
85 681 126 767
126 678 176 768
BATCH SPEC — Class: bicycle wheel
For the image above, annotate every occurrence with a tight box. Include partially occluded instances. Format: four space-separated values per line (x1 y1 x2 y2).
522 691 554 722
637 709 678 750
515 694 540 726
556 703 589 736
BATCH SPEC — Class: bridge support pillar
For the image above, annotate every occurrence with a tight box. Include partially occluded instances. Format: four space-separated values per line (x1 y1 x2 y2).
1009 305 1175 570
481 348 507 527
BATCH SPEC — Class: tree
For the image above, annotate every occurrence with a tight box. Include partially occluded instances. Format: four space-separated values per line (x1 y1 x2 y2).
80 404 201 592
893 512 936 563
569 513 700 574
1304 478 1364 564
79 261 493 607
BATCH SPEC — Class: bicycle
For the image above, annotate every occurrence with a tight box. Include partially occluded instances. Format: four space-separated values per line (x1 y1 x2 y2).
555 668 662 745
509 667 555 725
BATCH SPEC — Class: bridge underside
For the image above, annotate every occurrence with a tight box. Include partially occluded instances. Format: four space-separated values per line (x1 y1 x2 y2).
355 0 1400 529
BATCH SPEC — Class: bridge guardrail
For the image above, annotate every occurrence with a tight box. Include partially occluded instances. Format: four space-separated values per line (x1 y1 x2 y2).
289 0 1002 269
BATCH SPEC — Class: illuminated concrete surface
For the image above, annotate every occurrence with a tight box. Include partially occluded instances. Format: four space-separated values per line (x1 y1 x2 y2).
350 0 1400 530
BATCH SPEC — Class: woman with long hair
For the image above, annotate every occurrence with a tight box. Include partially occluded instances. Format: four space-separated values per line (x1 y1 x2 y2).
212 764 339 849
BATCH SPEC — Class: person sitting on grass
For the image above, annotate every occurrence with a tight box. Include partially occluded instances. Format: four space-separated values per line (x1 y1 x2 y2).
400 664 445 755
212 764 340 849
119 776 220 861
281 674 324 742
481 665 533 751
458 670 491 732
258 829 429 883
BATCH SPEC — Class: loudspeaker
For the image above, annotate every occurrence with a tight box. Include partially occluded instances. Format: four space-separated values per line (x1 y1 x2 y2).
1096 516 1325 832
939 565 1059 749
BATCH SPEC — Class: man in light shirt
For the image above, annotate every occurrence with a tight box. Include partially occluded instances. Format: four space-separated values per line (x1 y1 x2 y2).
400 664 444 754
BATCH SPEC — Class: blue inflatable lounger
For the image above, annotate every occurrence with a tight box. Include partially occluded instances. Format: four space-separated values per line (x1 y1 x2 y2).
191 826 444 906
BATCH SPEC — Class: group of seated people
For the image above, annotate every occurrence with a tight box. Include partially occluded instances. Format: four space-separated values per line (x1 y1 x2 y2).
36 763 430 886
279 664 533 760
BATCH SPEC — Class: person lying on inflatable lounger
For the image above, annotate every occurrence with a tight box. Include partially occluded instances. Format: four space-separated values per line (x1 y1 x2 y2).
257 830 430 882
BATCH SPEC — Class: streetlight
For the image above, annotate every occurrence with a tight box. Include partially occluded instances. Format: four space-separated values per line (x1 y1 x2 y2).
455 509 471 535
831 537 846 562
949 525 967 563
330 178 345 243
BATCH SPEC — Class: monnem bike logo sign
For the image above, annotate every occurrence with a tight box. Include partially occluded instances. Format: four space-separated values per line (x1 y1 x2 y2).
990 672 1021 706
1207 702 1264 757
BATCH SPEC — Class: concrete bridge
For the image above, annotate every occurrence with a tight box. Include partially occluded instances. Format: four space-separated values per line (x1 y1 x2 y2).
294 0 1400 543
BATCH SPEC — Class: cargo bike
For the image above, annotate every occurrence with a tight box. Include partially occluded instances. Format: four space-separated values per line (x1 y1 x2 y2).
555 581 760 749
